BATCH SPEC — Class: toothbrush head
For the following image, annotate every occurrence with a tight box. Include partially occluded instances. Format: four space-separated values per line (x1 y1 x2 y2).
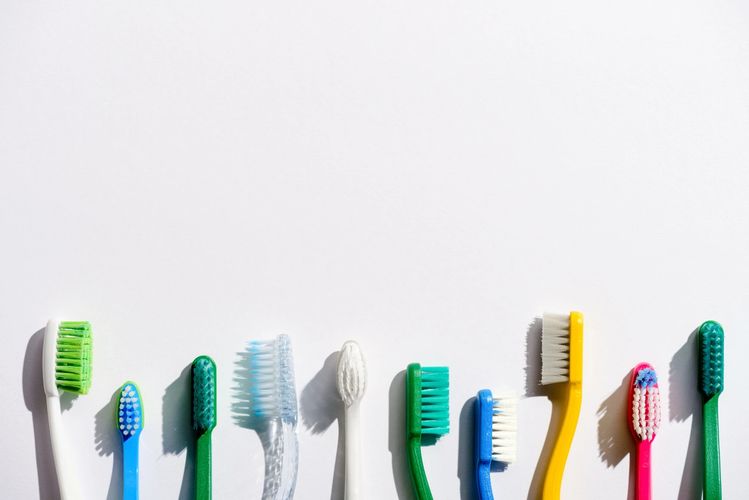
117 381 143 440
43 320 93 397
628 363 661 442
192 355 217 435
699 321 724 398
406 363 449 441
476 390 517 466
246 334 298 425
541 311 583 385
336 341 367 408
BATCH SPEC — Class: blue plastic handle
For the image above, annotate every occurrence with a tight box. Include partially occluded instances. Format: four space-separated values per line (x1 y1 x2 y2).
475 389 494 500
122 437 140 500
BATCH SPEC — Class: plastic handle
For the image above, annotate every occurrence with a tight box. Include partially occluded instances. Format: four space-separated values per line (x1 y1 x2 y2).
703 397 722 500
344 402 362 500
122 437 140 500
407 435 432 500
46 395 82 500
635 440 652 500
476 461 493 500
196 432 213 500
542 382 582 500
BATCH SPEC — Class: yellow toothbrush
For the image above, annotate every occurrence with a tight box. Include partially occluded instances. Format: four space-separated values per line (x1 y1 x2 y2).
541 311 583 499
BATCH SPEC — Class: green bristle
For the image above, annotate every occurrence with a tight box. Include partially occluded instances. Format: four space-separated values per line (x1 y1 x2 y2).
56 321 93 394
420 366 449 436
192 356 217 433
699 320 724 398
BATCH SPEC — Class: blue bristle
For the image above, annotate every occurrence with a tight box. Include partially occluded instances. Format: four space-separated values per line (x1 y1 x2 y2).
635 368 658 388
247 335 298 424
117 382 143 440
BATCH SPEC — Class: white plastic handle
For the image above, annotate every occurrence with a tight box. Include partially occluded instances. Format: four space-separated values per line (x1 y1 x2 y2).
46 395 82 500
344 401 362 500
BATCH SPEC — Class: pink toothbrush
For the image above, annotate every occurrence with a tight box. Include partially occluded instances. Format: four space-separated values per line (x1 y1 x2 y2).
627 363 661 500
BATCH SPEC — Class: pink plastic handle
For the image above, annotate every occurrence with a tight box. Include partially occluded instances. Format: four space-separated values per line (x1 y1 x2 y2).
636 440 652 500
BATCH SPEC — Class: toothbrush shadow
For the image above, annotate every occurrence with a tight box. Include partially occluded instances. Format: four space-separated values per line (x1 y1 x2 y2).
22 328 60 500
596 372 635 500
457 397 478 500
299 351 344 500
388 370 412 500
670 328 702 500
163 365 195 500
94 388 123 500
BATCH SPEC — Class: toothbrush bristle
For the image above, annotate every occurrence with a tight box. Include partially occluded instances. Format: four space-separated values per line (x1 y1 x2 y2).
192 356 217 433
631 368 660 441
491 394 518 464
541 313 570 385
699 321 724 397
420 366 449 436
117 382 143 439
246 334 298 424
55 321 93 394
336 341 367 408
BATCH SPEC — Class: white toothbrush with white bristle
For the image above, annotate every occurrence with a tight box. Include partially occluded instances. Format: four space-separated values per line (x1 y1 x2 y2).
336 341 367 500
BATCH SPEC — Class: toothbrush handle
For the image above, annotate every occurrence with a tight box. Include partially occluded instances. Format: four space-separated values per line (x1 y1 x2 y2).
476 461 494 500
703 397 722 500
122 437 140 500
344 403 362 500
46 395 81 500
542 382 582 500
196 432 213 500
407 435 432 500
635 440 652 500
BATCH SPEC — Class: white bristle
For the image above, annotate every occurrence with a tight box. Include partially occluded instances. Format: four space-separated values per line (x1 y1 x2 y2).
541 313 571 385
491 394 518 463
337 341 367 407
632 386 661 441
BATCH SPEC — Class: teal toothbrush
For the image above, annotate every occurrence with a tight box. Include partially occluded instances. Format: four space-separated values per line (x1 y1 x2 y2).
699 321 724 500
192 356 217 500
117 381 144 500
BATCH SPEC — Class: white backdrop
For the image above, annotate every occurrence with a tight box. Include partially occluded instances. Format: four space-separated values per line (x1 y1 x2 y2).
2 1 748 498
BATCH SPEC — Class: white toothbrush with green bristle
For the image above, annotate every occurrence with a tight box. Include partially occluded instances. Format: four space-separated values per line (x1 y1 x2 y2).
43 319 93 500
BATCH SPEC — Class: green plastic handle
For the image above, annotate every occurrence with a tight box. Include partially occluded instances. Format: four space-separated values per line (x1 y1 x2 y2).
703 397 722 500
196 432 212 500
407 435 432 500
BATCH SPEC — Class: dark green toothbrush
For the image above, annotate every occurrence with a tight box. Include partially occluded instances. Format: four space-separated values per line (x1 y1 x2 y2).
192 356 217 500
699 321 724 500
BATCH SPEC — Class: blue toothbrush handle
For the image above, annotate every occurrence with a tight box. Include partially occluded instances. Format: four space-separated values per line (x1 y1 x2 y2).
122 437 140 500
476 461 494 500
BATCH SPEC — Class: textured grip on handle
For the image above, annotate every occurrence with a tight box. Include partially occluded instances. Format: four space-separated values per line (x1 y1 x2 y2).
407 435 432 500
344 403 362 500
46 395 81 500
196 432 212 500
635 440 652 500
542 383 582 500
122 437 140 500
703 397 722 500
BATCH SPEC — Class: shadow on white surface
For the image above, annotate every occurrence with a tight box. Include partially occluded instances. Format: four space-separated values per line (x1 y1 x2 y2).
670 329 703 500
388 370 412 500
300 351 345 499
94 388 123 500
457 396 478 500
22 328 61 500
596 371 635 500
162 364 195 500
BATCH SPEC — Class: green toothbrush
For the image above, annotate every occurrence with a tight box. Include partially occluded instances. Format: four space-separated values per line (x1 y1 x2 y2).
192 356 217 500
699 321 724 500
405 363 450 500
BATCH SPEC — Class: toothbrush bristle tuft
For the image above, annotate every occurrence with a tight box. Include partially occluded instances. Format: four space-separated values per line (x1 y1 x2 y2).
491 394 518 463
419 366 449 436
541 313 570 385
631 367 660 441
336 341 367 407
246 334 298 424
117 382 143 440
55 321 93 394
699 321 724 397
192 356 217 433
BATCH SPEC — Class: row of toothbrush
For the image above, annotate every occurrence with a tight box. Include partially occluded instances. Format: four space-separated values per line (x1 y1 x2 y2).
41 311 724 500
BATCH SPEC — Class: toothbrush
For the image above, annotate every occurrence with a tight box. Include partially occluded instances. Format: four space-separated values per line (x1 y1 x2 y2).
192 356 217 500
243 334 299 500
336 341 367 500
540 311 583 500
627 363 661 500
117 381 144 500
475 390 517 500
42 320 93 500
699 320 724 500
405 363 450 500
